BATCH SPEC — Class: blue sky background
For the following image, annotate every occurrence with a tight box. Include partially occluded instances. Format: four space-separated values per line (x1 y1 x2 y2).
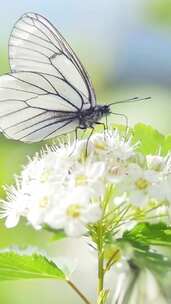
1 0 171 86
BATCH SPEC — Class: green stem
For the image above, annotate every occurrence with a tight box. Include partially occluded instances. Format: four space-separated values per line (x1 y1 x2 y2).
98 251 104 295
67 280 92 304
97 223 105 304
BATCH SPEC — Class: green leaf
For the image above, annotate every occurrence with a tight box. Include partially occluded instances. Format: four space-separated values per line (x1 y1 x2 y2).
123 222 171 247
44 225 66 241
0 248 67 281
119 238 171 275
163 134 171 155
119 222 171 275
132 123 171 155
51 231 66 241
132 123 163 155
148 0 171 26
133 245 171 275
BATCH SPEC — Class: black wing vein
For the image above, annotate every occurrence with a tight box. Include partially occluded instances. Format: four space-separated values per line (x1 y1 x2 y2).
0 12 97 142
9 12 96 110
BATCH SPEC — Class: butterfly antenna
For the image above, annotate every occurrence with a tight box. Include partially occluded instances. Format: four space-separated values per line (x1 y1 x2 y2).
108 96 151 106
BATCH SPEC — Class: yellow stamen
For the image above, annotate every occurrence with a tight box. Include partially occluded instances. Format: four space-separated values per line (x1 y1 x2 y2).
75 175 87 186
135 178 149 190
95 142 107 150
39 196 49 208
67 204 81 218
40 170 51 182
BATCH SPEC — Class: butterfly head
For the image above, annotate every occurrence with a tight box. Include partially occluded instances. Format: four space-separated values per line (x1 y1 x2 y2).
95 104 111 116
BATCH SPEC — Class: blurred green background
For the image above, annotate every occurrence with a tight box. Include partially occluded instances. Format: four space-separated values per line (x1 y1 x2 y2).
0 0 171 303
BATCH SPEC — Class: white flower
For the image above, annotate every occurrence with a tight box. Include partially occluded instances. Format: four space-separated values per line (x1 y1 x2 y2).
45 188 102 237
113 193 128 206
120 163 161 206
156 175 171 203
0 183 29 228
105 131 136 161
2 129 170 237
89 130 136 161
106 159 128 184
87 133 109 156
146 155 166 172
24 182 56 229
68 161 106 196
22 149 72 186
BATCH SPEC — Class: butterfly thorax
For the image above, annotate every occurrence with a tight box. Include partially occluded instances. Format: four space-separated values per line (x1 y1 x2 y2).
78 105 110 129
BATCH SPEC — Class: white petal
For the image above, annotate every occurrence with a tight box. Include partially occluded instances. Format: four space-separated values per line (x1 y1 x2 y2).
83 204 102 223
5 213 20 228
129 190 148 207
149 183 165 201
128 164 142 180
46 214 66 229
64 220 86 237
88 162 106 179
144 170 158 183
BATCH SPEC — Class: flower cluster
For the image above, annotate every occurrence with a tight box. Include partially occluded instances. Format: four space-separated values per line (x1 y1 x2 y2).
1 130 171 237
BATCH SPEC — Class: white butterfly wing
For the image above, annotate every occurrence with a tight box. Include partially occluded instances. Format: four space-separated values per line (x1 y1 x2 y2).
0 73 79 142
9 12 96 110
0 12 97 142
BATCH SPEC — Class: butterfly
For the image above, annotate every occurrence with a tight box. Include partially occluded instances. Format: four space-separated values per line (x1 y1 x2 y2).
0 12 149 143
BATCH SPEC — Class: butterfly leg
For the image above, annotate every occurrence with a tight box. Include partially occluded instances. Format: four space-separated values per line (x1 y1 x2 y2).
110 112 129 139
95 121 106 131
94 121 107 140
85 126 95 157
75 126 79 143
68 127 80 156
105 115 109 132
